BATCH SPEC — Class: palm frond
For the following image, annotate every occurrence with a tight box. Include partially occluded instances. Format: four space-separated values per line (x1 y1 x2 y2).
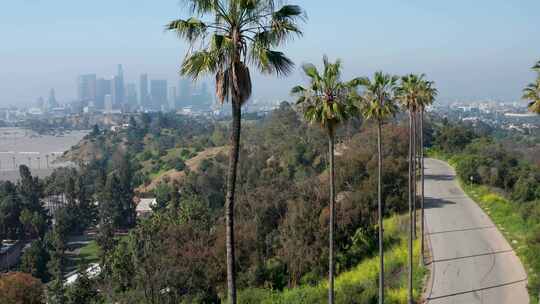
533 60 540 71
359 72 400 122
301 63 321 81
529 101 540 114
167 18 208 43
272 5 304 21
290 85 306 95
522 78 540 114
293 56 357 134
182 0 215 15
170 0 305 107
180 50 220 79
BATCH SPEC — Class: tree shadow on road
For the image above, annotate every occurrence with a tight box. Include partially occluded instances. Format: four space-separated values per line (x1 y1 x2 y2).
425 174 455 181
424 197 456 209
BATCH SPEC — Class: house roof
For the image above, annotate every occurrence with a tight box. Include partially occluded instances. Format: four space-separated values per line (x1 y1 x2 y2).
136 198 157 213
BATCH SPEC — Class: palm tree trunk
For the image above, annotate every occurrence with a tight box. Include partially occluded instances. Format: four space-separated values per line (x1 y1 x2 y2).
420 110 426 266
328 130 336 304
412 111 417 240
225 100 241 304
377 120 384 304
408 111 414 304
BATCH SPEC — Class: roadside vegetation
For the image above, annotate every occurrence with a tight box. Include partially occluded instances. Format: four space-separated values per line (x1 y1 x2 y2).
238 215 426 304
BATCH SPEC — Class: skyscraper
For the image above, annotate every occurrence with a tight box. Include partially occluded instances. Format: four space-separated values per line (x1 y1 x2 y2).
168 86 177 110
77 74 97 106
151 80 168 108
48 88 58 109
96 78 112 109
36 97 45 111
112 64 125 106
127 83 138 107
104 94 113 114
139 74 149 107
178 78 192 107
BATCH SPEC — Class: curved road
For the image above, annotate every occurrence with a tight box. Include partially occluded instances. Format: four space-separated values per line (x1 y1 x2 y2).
424 158 529 304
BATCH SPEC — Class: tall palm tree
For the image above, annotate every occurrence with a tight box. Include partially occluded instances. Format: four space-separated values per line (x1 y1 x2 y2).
358 72 399 304
168 2 305 302
397 73 425 304
418 80 437 266
523 60 540 114
292 56 359 304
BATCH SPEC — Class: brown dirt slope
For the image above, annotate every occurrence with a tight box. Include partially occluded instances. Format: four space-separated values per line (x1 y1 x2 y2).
137 146 229 194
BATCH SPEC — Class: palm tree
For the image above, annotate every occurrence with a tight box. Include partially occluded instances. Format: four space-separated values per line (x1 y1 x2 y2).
292 56 359 304
167 2 305 302
358 71 399 304
418 80 437 266
523 60 540 114
397 73 425 304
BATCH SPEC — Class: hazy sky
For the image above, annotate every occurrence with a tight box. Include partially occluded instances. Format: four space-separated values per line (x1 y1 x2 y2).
1 0 539 106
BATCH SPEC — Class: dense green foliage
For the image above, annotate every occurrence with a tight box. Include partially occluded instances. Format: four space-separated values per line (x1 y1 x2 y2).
238 215 425 304
2 105 421 303
0 166 48 241
84 103 413 303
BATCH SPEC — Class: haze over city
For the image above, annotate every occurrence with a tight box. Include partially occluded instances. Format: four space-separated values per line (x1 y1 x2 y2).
1 0 540 106
1 1 540 304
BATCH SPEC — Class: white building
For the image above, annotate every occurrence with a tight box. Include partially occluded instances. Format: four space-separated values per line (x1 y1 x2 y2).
136 198 157 217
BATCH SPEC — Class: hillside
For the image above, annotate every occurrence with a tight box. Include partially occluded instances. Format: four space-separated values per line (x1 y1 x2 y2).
136 146 229 193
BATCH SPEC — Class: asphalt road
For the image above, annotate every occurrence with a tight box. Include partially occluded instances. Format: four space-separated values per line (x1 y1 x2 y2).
423 158 529 304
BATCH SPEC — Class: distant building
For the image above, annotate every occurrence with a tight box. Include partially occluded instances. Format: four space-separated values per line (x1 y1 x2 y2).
151 80 168 108
77 74 97 107
136 198 157 217
127 83 138 108
140 74 149 107
83 105 96 114
36 97 45 111
112 65 125 106
104 94 113 114
47 88 59 110
178 78 192 107
96 78 112 109
168 86 177 110
49 107 67 118
27 107 44 117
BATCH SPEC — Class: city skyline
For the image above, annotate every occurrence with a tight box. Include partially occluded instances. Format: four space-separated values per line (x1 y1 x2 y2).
1 1 540 106
21 63 213 111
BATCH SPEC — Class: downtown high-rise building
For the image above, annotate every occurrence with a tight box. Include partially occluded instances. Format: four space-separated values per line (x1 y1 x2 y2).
139 74 149 107
127 83 138 107
168 86 177 110
77 74 97 106
95 78 112 109
178 78 192 107
104 94 113 114
151 80 168 108
47 88 58 109
112 64 125 106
